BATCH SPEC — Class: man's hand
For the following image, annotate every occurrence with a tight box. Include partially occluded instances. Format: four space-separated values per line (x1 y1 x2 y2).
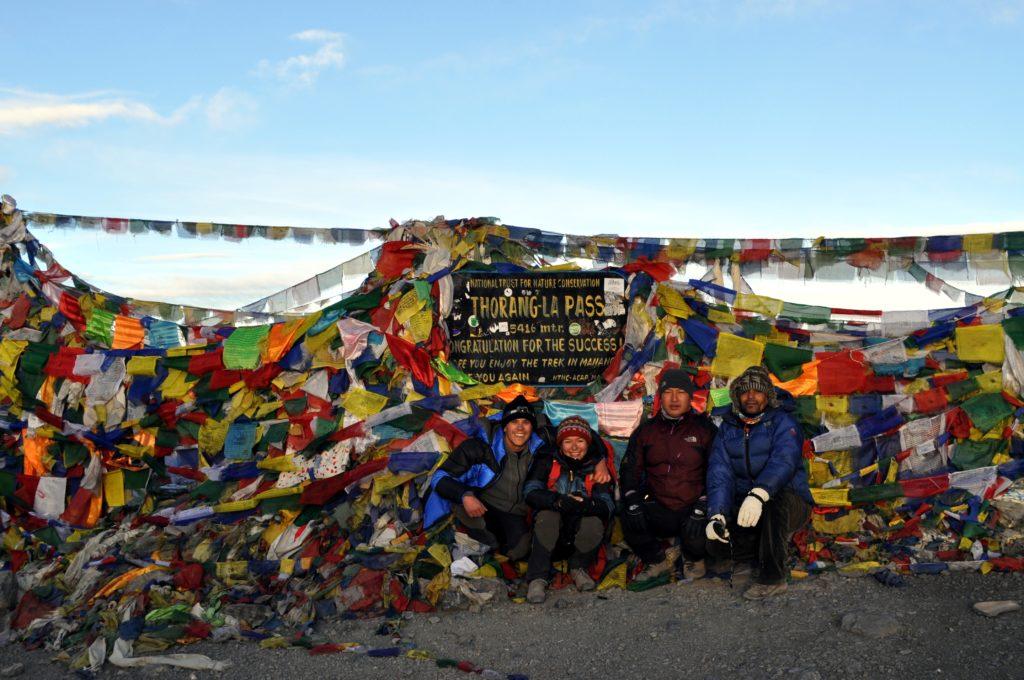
593 458 611 484
737 487 769 528
621 493 648 536
684 500 707 542
462 494 487 518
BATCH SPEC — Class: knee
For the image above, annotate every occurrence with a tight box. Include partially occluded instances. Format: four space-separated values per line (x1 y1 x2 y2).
575 517 605 550
535 510 561 528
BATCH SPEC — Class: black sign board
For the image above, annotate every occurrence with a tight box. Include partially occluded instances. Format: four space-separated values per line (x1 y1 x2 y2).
447 271 628 385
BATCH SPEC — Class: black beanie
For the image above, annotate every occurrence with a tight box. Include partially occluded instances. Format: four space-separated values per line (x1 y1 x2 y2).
501 394 537 428
658 368 695 396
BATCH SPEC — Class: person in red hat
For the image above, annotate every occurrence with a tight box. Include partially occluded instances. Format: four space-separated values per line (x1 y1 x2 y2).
619 368 717 581
522 415 616 604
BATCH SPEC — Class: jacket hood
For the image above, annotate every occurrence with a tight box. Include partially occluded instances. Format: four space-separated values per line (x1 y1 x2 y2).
723 387 796 425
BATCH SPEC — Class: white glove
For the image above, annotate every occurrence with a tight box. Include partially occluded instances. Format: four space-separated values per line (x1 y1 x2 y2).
737 487 770 528
706 513 729 543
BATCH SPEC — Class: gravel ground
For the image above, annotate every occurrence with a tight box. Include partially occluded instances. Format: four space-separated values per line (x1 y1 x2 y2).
2 571 1023 680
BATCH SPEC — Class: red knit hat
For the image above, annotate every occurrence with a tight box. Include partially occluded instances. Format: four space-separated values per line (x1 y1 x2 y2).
556 416 592 446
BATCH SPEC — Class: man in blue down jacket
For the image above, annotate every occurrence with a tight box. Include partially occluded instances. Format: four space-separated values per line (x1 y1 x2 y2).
705 365 813 600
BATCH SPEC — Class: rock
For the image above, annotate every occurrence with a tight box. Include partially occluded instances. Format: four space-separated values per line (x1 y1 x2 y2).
553 598 571 609
220 603 273 627
973 600 1021 617
0 663 23 678
840 611 901 638
429 616 441 624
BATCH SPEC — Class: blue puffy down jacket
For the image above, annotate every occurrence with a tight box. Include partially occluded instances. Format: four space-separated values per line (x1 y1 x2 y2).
706 395 813 517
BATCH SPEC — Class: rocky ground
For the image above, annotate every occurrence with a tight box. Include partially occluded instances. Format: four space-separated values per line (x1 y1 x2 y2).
2 571 1023 679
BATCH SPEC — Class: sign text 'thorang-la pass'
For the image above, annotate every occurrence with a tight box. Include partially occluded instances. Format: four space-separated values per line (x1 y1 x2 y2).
447 271 628 385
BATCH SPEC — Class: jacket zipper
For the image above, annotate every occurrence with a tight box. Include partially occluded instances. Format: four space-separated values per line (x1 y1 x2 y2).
743 426 754 481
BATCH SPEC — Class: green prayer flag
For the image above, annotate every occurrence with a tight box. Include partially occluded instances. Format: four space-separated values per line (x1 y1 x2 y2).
123 469 151 490
780 302 831 325
223 325 270 370
961 392 1014 432
0 470 16 497
432 359 478 385
1002 316 1024 350
763 343 813 381
849 483 903 504
945 378 980 403
85 308 115 345
950 439 1002 471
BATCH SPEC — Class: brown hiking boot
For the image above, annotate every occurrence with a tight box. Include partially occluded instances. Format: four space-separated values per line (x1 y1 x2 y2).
683 559 706 580
571 568 596 592
743 582 788 600
527 578 548 604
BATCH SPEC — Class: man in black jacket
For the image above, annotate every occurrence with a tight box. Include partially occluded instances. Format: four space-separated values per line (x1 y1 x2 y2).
425 395 552 559
619 368 717 581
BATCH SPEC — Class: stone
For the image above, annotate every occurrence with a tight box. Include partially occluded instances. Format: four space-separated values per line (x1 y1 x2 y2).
973 600 1021 617
0 663 23 678
840 611 901 638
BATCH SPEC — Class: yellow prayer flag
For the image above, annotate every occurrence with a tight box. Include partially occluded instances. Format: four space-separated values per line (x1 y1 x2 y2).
458 382 508 401
816 395 849 415
256 455 298 473
977 370 1003 393
160 369 196 399
956 324 1005 364
342 388 388 419
810 487 852 507
394 289 424 324
963 233 994 253
734 293 784 317
427 543 452 568
657 284 692 319
103 470 126 508
127 356 158 376
711 333 765 378
707 308 736 325
214 499 259 513
409 310 434 343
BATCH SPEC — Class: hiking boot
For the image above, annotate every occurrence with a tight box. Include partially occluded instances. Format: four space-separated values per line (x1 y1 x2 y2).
635 556 675 582
743 582 788 600
527 579 548 604
571 568 596 592
683 559 706 580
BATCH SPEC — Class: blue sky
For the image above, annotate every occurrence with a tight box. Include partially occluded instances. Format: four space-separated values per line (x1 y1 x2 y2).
2 1 1022 309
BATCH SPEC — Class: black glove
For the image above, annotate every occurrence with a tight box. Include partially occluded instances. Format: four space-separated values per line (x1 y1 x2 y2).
620 493 648 536
554 494 586 514
575 496 601 516
684 499 707 542
527 489 560 511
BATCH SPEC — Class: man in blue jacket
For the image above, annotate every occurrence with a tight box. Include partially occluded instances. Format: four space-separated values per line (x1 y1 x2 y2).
705 365 813 600
423 395 551 560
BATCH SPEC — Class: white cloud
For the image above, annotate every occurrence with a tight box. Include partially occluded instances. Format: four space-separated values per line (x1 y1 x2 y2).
975 0 1024 24
737 0 835 18
256 29 345 87
204 87 259 130
0 88 198 134
134 252 225 263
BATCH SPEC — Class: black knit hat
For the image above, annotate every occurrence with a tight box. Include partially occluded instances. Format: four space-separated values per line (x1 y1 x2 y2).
658 368 695 396
501 394 537 429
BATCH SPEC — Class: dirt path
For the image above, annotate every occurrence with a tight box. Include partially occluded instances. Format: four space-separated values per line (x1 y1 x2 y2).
2 572 1022 680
